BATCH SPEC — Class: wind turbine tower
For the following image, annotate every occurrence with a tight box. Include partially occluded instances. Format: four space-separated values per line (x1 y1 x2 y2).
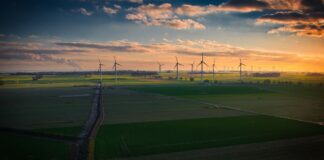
197 53 208 82
98 59 104 84
158 62 164 73
190 61 195 79
112 56 121 84
212 58 216 83
239 58 246 82
174 56 183 80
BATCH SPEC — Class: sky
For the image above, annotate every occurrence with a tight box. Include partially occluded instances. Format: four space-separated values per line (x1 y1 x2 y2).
0 0 324 72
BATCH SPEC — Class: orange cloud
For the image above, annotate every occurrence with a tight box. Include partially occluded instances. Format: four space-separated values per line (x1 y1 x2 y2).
1 39 323 72
126 3 205 30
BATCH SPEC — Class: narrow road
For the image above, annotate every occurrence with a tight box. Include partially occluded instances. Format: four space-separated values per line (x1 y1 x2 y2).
73 83 104 160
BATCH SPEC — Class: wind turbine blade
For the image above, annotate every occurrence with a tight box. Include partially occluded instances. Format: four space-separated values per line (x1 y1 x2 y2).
117 63 122 66
176 56 178 62
203 62 208 66
179 63 184 66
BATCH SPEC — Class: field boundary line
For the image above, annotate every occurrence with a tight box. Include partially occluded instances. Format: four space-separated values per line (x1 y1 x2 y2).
0 126 79 143
128 89 322 126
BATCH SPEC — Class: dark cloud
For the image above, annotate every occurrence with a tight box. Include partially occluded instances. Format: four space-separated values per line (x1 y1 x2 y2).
256 0 324 37
55 42 131 52
55 42 152 53
259 11 311 22
0 48 85 55
0 52 80 69
224 0 269 8
301 0 324 11
0 42 82 68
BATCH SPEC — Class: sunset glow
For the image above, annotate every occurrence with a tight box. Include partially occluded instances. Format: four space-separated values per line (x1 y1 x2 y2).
1 0 324 72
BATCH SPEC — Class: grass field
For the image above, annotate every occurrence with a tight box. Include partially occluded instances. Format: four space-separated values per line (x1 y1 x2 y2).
93 115 324 158
159 72 324 84
131 85 324 123
0 74 178 89
102 88 253 124
0 73 323 159
0 87 92 130
0 132 71 160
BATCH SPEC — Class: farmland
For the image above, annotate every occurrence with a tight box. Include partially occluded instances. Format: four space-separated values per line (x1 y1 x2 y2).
94 115 324 159
130 84 324 123
0 72 323 159
0 132 71 160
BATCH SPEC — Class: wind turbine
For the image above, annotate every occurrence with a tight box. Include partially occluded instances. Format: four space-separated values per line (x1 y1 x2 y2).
212 58 216 83
112 56 121 84
190 61 195 79
197 53 208 82
239 58 246 82
98 58 104 84
174 56 183 80
158 62 164 73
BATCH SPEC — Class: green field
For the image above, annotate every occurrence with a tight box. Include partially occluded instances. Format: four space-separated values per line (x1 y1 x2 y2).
0 73 323 159
102 88 253 124
130 85 324 123
130 85 270 96
0 132 71 160
0 87 92 130
94 115 324 158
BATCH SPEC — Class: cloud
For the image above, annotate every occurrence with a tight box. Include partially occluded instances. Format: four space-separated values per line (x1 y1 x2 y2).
128 0 143 4
257 11 321 24
174 1 269 17
54 39 312 63
257 10 324 37
0 42 82 68
253 0 324 38
216 0 268 12
1 38 322 71
125 1 295 29
55 41 153 53
264 0 302 10
126 3 205 30
124 0 323 37
175 4 207 16
114 4 122 9
103 6 119 14
0 52 80 69
73 8 93 16
268 23 324 38
165 19 206 30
